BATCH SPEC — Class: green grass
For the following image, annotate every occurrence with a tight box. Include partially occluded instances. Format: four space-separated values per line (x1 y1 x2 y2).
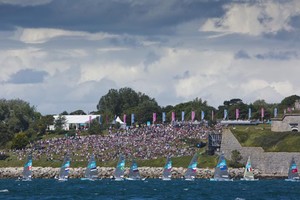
231 124 300 152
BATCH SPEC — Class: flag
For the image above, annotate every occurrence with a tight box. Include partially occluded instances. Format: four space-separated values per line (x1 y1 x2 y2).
98 115 102 124
212 110 214 121
153 113 156 122
131 113 135 124
123 114 126 124
162 112 166 122
248 108 251 119
191 111 195 121
172 112 175 121
274 108 278 118
261 108 264 118
236 108 239 120
181 111 185 121
224 109 227 120
89 115 92 124
201 111 205 120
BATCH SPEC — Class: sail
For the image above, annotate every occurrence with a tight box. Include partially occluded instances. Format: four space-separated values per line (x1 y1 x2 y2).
23 154 32 180
114 154 125 180
214 153 229 180
59 154 71 180
243 156 254 180
162 157 172 180
84 154 98 179
288 157 299 180
128 159 141 180
184 153 198 180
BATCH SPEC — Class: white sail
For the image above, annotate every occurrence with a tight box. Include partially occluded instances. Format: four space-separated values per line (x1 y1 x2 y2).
285 157 300 182
58 154 71 181
241 156 258 181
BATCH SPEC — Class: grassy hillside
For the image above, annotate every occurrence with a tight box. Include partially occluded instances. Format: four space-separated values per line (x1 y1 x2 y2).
231 124 300 152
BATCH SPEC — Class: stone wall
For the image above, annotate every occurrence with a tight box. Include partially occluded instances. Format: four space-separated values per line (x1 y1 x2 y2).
220 128 300 175
271 114 300 132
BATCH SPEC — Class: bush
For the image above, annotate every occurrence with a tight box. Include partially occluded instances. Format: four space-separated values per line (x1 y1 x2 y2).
11 132 30 150
229 150 243 168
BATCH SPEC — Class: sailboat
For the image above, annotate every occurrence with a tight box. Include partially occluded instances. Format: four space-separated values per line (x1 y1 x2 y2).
22 153 32 181
81 154 98 181
161 157 172 181
240 156 258 181
57 154 71 182
126 159 143 180
285 157 300 182
210 153 232 181
184 153 198 181
113 154 125 181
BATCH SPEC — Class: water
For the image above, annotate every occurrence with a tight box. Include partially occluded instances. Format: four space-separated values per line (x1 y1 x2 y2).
0 179 300 200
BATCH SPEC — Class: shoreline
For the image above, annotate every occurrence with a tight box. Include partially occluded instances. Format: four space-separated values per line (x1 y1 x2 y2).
0 167 286 179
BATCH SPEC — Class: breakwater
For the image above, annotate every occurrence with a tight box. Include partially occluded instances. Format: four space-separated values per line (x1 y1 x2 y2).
0 167 281 179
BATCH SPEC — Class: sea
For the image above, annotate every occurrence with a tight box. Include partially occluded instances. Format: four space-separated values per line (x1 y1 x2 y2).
0 179 299 200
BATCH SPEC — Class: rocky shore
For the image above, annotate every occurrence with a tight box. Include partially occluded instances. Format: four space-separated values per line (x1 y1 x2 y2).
0 167 285 179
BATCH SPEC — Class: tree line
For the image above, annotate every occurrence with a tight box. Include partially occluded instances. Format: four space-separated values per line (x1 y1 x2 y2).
0 88 299 149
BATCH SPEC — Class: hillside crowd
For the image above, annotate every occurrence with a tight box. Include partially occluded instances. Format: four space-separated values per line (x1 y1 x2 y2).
7 122 223 163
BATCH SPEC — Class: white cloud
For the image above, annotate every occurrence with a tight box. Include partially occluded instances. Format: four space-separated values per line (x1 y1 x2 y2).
200 0 300 36
17 28 117 44
0 0 52 6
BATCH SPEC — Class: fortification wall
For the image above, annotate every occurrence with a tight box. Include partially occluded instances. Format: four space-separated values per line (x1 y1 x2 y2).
220 128 300 175
271 115 300 132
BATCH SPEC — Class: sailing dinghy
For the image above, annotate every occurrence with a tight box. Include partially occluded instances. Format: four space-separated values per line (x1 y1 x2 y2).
113 154 125 181
285 157 300 182
81 153 98 181
161 157 172 181
126 159 144 180
21 153 32 181
57 154 71 182
184 153 198 181
210 153 232 181
240 156 258 181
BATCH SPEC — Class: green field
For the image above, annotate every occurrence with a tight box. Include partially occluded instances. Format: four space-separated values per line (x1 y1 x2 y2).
231 124 300 152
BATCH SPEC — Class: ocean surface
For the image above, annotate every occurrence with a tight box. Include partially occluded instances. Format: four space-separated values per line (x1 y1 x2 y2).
0 179 299 200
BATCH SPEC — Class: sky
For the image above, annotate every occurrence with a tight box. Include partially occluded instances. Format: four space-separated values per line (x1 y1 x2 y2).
1 0 300 115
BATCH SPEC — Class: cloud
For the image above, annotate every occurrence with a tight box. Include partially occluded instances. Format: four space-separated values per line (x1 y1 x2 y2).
0 0 52 6
200 0 300 36
255 51 298 60
235 50 251 59
18 28 117 44
6 68 48 84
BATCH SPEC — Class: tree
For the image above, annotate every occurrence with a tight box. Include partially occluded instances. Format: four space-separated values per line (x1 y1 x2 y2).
54 115 67 132
88 120 102 135
11 132 29 149
70 110 86 115
229 150 243 168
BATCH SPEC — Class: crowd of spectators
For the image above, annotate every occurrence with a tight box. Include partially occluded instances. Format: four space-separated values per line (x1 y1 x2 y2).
8 122 223 164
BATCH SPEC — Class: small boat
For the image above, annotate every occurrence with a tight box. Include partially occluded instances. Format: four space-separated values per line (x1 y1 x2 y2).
161 157 172 181
81 154 98 181
21 153 32 181
210 153 233 181
113 154 125 181
184 153 198 181
240 156 258 181
126 158 143 180
285 157 300 182
57 154 71 182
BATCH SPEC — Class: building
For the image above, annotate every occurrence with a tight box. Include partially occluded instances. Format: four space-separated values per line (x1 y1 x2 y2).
271 114 300 132
49 115 101 131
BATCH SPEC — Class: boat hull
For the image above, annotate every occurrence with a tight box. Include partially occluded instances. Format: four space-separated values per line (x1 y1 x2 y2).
210 178 233 181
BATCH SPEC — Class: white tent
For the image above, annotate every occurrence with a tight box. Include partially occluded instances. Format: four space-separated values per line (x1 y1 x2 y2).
115 116 125 124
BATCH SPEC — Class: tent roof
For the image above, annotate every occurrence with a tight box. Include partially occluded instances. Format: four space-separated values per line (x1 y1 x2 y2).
53 115 100 124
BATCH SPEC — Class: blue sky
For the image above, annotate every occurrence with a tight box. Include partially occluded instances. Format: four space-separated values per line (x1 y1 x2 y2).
1 0 300 114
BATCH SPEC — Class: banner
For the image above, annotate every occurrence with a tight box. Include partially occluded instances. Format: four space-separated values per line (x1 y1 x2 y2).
123 114 126 124
201 111 205 120
212 110 214 121
172 112 175 121
236 108 239 120
181 111 185 121
274 108 278 118
162 112 166 122
224 109 227 120
131 113 135 124
261 108 264 118
98 115 102 124
248 108 252 119
153 113 156 122
191 111 195 121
